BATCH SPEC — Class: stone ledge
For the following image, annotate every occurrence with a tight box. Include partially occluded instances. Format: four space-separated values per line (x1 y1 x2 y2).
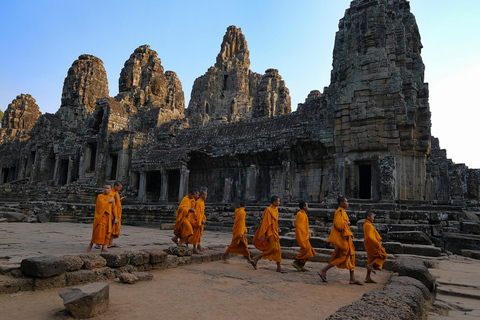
0 248 224 295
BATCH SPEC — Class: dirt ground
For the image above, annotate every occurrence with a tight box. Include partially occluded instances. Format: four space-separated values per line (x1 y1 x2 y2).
0 255 391 320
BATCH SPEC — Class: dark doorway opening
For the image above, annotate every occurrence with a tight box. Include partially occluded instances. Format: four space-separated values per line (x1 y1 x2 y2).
359 164 372 199
88 143 97 173
146 171 161 202
107 154 118 180
56 159 69 185
167 170 180 202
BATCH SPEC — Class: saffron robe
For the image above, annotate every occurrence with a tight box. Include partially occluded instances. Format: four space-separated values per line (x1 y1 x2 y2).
295 210 316 263
327 207 355 271
363 219 387 270
174 196 194 238
253 205 281 262
189 198 206 245
91 193 114 245
109 190 122 239
225 207 250 257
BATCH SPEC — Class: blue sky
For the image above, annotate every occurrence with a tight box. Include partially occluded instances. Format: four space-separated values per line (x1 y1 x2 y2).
1 0 479 168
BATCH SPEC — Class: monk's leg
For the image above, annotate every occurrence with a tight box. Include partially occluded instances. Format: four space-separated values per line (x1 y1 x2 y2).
319 263 334 277
221 251 229 263
87 242 93 252
252 253 262 266
198 244 204 251
292 259 302 271
171 235 178 244
349 270 363 285
101 244 109 252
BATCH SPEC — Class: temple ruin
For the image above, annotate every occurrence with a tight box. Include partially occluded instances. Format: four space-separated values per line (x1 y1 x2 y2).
1 0 479 255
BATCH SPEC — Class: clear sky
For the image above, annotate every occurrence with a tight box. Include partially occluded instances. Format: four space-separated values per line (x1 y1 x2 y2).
1 0 479 168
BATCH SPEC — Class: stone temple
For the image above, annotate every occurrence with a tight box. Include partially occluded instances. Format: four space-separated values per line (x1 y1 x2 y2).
1 1 479 254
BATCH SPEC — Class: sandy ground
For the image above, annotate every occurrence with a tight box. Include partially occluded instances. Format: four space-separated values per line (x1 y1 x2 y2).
0 223 392 319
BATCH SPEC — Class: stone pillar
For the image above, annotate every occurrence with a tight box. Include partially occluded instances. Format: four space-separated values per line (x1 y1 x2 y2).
66 156 73 185
222 178 233 203
138 172 147 202
117 149 130 184
380 156 396 201
178 167 189 202
282 160 292 202
245 165 258 202
78 151 86 179
53 154 60 185
159 168 168 202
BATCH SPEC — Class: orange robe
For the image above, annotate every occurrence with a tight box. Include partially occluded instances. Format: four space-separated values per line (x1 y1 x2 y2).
363 220 387 270
327 207 355 271
189 198 206 245
225 207 250 257
91 193 114 245
295 210 316 263
253 205 281 262
109 190 122 239
174 195 194 238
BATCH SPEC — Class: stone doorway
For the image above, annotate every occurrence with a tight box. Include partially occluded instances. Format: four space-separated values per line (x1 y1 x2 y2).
167 170 180 202
146 171 161 202
106 153 118 180
358 163 372 199
56 159 69 185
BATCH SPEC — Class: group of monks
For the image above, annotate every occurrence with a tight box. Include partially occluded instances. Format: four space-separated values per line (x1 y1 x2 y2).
87 181 125 253
220 195 387 284
171 190 207 254
87 184 387 284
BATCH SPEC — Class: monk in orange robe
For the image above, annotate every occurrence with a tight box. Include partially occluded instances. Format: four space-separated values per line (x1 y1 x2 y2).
363 211 387 283
292 201 316 271
317 196 363 285
222 203 256 269
108 181 126 248
171 191 195 247
252 196 284 272
190 191 207 254
87 184 115 253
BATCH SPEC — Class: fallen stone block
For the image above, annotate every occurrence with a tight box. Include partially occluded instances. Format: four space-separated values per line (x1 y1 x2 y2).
461 221 480 235
59 282 109 318
165 255 179 268
124 250 150 266
166 246 193 257
4 212 25 222
132 271 153 281
382 241 404 254
21 255 67 278
443 232 480 254
460 249 480 260
119 273 138 284
398 259 435 291
61 255 84 272
79 253 107 270
381 276 432 317
279 236 295 247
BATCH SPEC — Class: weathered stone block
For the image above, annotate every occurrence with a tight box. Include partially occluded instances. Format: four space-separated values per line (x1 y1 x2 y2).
79 254 107 270
21 255 67 278
141 249 168 264
99 252 129 268
166 246 193 257
279 237 295 247
0 277 34 294
4 212 25 222
444 232 480 254
461 221 480 235
59 282 109 318
33 273 66 290
65 269 96 287
388 231 432 245
382 242 403 254
402 244 441 257
125 250 150 266
165 255 179 268
119 273 138 284
397 259 435 292
61 255 84 272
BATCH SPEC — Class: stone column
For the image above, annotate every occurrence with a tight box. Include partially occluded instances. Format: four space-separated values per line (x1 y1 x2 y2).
53 154 60 185
66 156 73 185
159 168 168 202
117 149 130 184
245 165 258 202
222 178 233 203
178 167 189 202
138 172 147 202
282 160 292 202
78 150 86 179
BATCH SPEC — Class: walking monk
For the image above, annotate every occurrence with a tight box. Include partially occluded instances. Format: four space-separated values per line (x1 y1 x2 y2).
317 196 363 285
221 202 256 269
87 184 115 253
363 211 387 283
252 196 285 273
171 191 196 247
292 201 316 271
190 191 207 254
108 181 126 248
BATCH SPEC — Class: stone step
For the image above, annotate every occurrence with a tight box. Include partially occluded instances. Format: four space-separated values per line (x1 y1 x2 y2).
436 283 480 300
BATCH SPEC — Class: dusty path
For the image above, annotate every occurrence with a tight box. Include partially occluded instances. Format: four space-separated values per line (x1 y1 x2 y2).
0 256 391 320
0 223 392 319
